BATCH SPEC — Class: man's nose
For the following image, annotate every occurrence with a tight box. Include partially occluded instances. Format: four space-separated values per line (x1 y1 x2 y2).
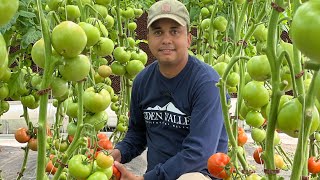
161 32 172 44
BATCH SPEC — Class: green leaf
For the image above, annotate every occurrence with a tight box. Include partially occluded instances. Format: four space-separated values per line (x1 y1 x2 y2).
20 28 42 49
18 10 37 18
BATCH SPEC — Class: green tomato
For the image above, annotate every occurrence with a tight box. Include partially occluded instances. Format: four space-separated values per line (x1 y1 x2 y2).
251 128 266 143
92 4 108 18
253 24 267 42
113 47 131 64
131 49 148 65
65 98 78 118
66 5 81 21
242 81 269 109
0 0 19 26
291 0 320 63
0 83 9 100
128 22 137 31
93 37 114 56
50 77 69 98
125 60 145 76
93 161 113 179
68 154 92 179
84 111 108 131
48 0 65 10
245 111 265 128
67 122 77 136
87 171 108 180
0 34 7 67
226 72 240 87
78 22 101 47
277 98 320 138
105 15 115 29
52 21 87 58
83 87 111 113
111 61 126 76
59 54 91 81
213 16 228 32
31 38 45 68
246 55 271 81
212 62 228 77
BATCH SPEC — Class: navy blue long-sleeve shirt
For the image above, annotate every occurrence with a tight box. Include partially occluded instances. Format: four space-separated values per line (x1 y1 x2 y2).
115 55 228 180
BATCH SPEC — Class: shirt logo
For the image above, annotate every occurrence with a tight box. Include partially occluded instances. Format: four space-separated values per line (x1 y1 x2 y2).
143 102 191 129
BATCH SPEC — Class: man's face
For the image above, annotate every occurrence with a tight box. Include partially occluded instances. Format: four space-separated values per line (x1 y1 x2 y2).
147 18 191 66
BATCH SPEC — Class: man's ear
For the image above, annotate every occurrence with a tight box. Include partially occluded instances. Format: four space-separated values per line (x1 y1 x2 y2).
187 32 192 48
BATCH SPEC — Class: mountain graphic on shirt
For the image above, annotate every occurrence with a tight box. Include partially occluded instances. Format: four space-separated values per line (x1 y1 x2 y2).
146 102 186 115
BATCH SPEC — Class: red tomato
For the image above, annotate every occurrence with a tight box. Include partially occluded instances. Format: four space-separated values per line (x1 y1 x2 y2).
45 160 57 175
253 147 264 164
237 131 248 146
97 138 113 151
112 165 121 180
308 156 320 174
28 138 38 151
207 152 234 179
15 128 31 143
97 132 108 140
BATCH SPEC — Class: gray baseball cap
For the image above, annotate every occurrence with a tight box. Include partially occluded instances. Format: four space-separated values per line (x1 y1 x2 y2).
147 0 190 28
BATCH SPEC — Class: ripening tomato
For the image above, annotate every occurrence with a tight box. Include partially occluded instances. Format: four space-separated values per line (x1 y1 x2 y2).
207 153 234 179
0 0 19 26
28 138 38 151
96 152 114 169
15 128 31 143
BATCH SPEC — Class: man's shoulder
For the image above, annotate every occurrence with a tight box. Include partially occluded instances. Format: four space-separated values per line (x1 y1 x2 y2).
189 56 220 82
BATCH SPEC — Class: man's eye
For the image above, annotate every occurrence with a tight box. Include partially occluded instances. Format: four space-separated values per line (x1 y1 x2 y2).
154 31 162 35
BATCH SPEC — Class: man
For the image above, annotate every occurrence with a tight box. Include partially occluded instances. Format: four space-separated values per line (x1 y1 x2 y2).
111 0 228 179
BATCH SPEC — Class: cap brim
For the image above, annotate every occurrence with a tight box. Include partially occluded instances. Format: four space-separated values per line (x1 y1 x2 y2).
147 14 186 28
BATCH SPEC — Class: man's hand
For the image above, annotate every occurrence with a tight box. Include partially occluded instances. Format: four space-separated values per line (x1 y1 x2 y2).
114 161 144 180
109 149 122 162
